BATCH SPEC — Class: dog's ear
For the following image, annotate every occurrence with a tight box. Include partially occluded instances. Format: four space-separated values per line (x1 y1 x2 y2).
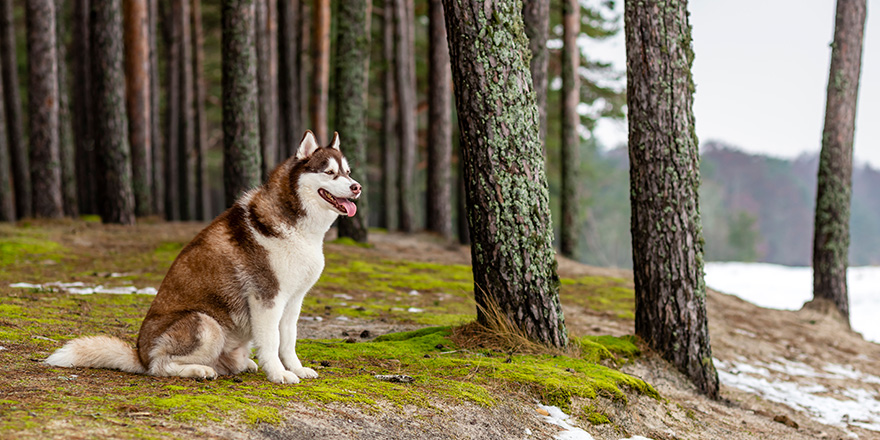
296 130 320 160
328 132 340 151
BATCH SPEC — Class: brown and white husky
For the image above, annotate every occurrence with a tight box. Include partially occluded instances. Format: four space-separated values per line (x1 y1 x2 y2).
46 131 361 384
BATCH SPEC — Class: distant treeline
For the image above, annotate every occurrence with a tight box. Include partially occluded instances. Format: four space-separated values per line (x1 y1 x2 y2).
573 141 880 268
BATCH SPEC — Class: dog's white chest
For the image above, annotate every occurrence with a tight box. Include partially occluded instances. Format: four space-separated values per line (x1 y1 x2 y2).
258 233 325 297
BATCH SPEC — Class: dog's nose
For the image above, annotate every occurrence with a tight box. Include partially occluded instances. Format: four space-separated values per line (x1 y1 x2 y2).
350 183 361 195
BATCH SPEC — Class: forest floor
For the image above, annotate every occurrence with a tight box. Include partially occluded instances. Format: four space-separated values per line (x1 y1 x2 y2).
1 219 878 439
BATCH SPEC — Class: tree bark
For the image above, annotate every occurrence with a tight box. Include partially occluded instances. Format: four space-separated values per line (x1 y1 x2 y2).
298 0 310 142
426 0 452 241
0 64 11 221
125 0 153 217
443 0 567 348
57 0 79 218
92 0 136 224
335 0 371 243
625 0 718 398
192 0 209 219
378 0 397 230
222 0 261 205
27 0 63 218
177 0 195 221
149 0 163 217
559 0 580 258
811 0 867 322
522 0 549 148
73 0 97 216
394 0 416 233
1 1 31 218
256 0 278 179
162 0 180 220
310 0 330 143
277 0 300 160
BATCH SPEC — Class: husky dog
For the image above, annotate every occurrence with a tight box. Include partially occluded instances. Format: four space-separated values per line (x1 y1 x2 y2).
46 131 361 384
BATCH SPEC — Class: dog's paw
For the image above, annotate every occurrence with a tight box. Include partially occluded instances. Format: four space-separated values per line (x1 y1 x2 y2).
266 370 301 384
289 367 319 379
178 364 217 380
245 359 258 373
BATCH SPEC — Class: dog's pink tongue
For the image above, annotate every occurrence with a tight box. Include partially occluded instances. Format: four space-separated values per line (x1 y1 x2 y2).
341 199 357 217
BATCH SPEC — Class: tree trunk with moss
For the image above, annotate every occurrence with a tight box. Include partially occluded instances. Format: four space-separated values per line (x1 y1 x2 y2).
92 0 136 225
442 0 567 349
27 0 63 219
162 0 180 220
192 0 209 219
426 0 452 241
335 0 370 243
0 72 11 221
57 0 78 218
522 0 548 147
378 0 397 230
255 0 277 179
124 0 153 217
222 0 261 205
559 0 580 258
811 0 866 322
277 0 300 160
625 0 718 398
394 0 417 233
177 0 195 221
1 1 30 218
310 0 330 144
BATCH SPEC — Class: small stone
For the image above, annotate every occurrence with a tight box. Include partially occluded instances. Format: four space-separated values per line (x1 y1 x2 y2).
232 377 243 383
435 344 445 350
773 414 798 429
354 306 366 312
345 337 357 343
341 331 350 336
565 368 575 373
423 354 431 358
360 330 371 338
320 360 331 367
374 374 414 383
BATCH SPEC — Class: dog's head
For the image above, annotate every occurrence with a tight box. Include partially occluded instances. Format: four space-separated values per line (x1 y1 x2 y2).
294 131 362 217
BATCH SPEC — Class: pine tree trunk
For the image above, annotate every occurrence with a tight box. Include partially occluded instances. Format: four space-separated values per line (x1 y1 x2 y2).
442 0 567 348
298 0 310 143
335 0 370 243
522 0 548 148
378 0 397 230
72 0 97 216
256 0 278 179
57 0 79 218
222 0 261 205
559 0 579 258
277 0 300 159
426 0 452 241
0 68 11 221
177 0 195 221
1 1 31 218
92 0 136 225
394 0 417 233
27 0 64 218
811 0 866 322
310 0 330 143
124 0 153 217
149 0 163 217
625 0 718 398
192 0 209 219
162 0 181 220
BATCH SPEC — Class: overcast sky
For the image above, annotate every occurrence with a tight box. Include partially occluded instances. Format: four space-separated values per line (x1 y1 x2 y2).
588 0 878 168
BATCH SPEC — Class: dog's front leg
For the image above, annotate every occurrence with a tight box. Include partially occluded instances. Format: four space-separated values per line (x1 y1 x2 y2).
280 293 318 379
250 296 301 384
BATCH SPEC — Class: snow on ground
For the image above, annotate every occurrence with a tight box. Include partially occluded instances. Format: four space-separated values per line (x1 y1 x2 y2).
704 262 880 343
536 405 654 440
715 358 880 433
10 281 157 295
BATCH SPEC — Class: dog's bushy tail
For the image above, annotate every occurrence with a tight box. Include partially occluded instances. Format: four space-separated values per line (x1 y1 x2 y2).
45 336 146 374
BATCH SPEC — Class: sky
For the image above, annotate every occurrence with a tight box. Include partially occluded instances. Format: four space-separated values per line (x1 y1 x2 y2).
586 0 879 168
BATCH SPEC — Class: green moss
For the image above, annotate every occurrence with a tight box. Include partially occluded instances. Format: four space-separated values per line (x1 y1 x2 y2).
329 237 373 248
559 276 635 319
0 235 66 266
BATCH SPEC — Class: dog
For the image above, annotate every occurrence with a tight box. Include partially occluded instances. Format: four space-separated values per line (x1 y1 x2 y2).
46 131 361 384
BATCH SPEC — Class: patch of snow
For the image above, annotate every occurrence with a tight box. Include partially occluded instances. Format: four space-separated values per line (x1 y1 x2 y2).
536 405 655 440
335 316 350 321
407 307 423 313
333 293 354 300
715 358 880 432
704 262 880 343
300 316 323 322
0 346 6 351
408 290 420 296
9 281 157 295
10 282 41 289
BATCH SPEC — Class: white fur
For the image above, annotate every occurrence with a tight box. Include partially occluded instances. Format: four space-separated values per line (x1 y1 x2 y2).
46 336 146 374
